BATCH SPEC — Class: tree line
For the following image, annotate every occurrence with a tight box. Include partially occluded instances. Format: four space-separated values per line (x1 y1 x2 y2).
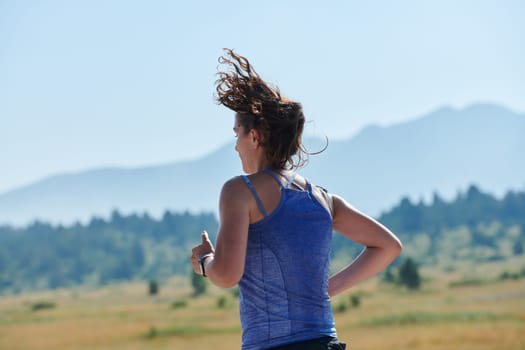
379 184 525 236
376 185 524 266
0 211 218 293
0 185 523 294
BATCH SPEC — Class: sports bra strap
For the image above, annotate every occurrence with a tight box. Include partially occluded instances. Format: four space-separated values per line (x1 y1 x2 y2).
262 169 300 189
306 179 313 193
285 172 298 189
261 169 284 188
241 175 268 217
262 169 310 192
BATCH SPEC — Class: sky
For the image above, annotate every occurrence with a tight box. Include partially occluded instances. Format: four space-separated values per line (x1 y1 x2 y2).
1 0 524 194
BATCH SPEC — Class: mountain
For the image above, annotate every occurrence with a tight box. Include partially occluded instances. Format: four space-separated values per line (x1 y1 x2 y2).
300 103 525 216
1 103 524 226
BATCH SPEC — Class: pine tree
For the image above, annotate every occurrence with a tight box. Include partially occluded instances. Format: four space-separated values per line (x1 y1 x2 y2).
398 257 421 290
148 279 159 295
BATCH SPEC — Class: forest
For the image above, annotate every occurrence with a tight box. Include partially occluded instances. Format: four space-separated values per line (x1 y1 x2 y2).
0 184 523 294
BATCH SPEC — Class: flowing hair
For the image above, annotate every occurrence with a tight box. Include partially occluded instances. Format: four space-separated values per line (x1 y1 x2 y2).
215 48 310 170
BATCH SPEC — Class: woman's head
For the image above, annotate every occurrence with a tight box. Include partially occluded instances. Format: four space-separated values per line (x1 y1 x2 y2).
215 49 306 170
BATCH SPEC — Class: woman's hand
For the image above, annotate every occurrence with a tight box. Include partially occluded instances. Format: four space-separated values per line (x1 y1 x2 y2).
190 231 215 275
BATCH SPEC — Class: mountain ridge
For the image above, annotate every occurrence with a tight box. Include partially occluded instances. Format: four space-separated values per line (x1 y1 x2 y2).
1 103 524 226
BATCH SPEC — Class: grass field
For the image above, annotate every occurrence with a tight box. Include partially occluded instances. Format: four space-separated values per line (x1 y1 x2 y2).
1 264 524 350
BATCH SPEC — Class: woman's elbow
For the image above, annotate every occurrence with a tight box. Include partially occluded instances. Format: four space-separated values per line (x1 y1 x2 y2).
212 274 241 288
209 262 243 288
390 235 403 257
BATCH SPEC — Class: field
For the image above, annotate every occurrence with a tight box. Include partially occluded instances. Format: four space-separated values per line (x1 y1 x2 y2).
1 262 524 350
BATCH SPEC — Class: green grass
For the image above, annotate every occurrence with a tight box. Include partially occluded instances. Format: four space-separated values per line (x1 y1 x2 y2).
448 278 490 288
359 311 514 326
143 324 241 339
30 301 56 311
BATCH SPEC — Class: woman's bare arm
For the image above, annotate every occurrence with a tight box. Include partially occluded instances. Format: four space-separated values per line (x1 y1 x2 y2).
328 194 402 296
191 177 250 288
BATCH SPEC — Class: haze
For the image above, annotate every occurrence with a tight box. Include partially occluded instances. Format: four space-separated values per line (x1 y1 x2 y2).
1 0 524 194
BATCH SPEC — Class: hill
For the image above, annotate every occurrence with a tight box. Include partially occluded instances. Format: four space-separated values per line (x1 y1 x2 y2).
0 103 523 226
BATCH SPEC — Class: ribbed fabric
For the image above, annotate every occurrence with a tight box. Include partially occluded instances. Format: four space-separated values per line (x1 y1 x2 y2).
238 171 336 350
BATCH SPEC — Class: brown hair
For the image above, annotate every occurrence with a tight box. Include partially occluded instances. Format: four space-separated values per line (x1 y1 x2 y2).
215 48 308 170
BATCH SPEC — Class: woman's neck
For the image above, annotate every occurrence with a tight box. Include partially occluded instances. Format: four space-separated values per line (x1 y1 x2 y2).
251 158 272 173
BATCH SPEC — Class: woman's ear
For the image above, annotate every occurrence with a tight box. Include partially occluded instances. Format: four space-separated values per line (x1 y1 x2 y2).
249 129 262 147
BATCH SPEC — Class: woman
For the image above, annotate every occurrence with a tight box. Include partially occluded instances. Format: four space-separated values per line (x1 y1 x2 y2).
191 49 402 350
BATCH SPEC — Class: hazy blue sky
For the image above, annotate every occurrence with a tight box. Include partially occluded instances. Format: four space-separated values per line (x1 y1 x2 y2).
1 0 524 194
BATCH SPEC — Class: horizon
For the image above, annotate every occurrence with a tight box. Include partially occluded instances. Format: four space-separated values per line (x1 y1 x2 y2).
2 173 521 230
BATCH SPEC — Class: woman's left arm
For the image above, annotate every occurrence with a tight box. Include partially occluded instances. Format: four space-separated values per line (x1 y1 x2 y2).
328 194 403 296
190 177 250 288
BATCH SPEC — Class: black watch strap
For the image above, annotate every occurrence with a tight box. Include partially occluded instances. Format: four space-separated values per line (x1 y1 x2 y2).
198 253 213 277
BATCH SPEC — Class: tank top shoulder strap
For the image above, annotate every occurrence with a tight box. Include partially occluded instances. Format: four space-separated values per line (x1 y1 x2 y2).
241 175 268 217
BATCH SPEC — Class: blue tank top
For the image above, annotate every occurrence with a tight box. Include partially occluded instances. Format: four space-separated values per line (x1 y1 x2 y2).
238 170 337 350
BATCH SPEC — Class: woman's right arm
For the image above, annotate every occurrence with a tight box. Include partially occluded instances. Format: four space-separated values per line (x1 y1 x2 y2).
328 194 403 297
191 177 251 288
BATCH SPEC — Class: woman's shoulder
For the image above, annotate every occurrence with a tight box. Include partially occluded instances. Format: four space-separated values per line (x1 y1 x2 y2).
222 175 249 191
307 179 334 217
217 176 255 207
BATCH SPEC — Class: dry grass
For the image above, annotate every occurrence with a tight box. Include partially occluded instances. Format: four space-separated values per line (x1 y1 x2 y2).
1 269 524 350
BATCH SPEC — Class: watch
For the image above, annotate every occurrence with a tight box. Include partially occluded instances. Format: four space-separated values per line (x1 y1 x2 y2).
198 253 214 277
